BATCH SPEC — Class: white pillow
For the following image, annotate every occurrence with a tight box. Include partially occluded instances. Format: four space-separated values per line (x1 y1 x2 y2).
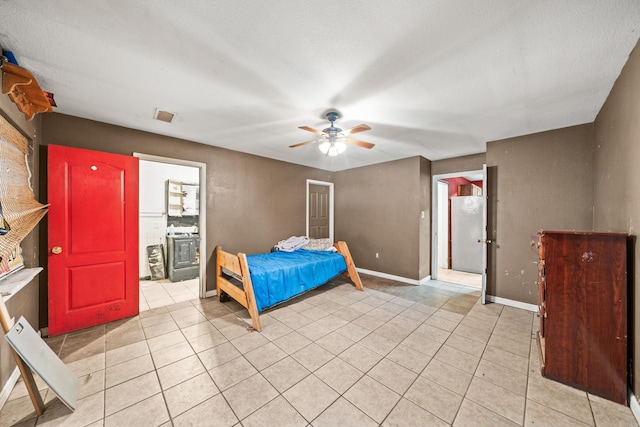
302 238 336 251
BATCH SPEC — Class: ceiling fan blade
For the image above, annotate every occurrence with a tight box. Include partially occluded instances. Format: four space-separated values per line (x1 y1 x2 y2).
298 125 325 135
344 124 371 135
344 138 375 149
289 140 316 148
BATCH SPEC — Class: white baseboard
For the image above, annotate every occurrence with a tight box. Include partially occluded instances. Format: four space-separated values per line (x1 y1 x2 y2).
630 390 640 425
485 295 538 312
419 275 432 285
0 367 20 411
204 290 217 298
356 268 430 286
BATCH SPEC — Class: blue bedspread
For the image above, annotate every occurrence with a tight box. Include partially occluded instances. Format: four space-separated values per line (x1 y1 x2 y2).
246 250 347 312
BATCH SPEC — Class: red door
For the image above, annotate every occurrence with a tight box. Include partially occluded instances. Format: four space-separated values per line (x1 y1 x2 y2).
48 145 139 336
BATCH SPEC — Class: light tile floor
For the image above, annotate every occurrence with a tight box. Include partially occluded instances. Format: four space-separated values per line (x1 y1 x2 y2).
2 274 637 426
139 278 200 311
437 268 482 289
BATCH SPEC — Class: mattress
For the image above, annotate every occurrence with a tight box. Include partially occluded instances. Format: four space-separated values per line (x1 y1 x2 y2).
246 250 347 312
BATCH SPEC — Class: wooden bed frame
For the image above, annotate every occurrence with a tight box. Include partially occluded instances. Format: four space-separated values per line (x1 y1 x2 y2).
215 241 364 331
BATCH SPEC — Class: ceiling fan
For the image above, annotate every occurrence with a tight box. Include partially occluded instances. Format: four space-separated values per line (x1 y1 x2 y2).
290 111 374 156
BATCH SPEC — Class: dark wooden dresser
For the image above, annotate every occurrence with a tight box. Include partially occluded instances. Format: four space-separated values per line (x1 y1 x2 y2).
536 230 629 405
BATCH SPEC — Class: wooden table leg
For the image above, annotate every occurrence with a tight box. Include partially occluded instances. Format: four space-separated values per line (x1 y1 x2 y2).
0 298 45 415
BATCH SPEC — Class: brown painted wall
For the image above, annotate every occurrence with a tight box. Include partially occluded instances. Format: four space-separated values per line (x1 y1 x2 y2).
486 124 595 304
593 41 640 396
40 113 333 304
418 157 431 279
334 157 426 280
0 85 42 398
431 153 486 176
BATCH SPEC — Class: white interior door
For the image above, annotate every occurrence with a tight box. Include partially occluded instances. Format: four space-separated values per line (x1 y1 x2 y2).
306 180 334 241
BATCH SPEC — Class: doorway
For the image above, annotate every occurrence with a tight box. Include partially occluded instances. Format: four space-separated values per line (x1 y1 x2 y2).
432 170 484 290
134 153 206 312
306 180 334 241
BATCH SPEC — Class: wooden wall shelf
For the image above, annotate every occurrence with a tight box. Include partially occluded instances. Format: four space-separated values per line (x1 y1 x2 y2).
0 267 43 302
1 62 52 121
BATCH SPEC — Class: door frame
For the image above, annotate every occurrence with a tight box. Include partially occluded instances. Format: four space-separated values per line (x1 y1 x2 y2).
481 164 488 304
306 179 334 241
436 179 450 270
431 169 486 297
134 153 207 299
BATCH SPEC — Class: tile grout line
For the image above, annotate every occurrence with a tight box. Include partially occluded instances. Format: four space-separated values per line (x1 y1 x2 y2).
451 302 506 425
306 290 463 425
218 285 417 425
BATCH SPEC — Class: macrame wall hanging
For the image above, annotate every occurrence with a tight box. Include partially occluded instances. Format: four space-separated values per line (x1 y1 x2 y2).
0 113 48 274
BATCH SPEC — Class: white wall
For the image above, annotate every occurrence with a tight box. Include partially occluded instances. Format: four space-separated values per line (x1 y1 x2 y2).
139 160 199 278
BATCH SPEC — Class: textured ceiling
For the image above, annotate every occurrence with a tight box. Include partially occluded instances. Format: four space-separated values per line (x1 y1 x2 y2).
1 1 639 171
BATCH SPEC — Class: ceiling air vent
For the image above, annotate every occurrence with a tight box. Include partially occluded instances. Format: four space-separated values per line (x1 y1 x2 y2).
154 109 175 123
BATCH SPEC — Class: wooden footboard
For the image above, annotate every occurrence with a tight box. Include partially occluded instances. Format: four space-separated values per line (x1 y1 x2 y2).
334 241 364 291
215 241 363 332
215 246 262 331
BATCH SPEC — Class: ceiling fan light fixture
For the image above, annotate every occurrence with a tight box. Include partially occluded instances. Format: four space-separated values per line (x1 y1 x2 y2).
294 111 373 153
318 140 331 155
319 139 346 156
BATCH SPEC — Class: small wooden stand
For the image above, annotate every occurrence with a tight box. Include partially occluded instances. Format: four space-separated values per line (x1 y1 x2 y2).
1 61 52 121
0 297 44 415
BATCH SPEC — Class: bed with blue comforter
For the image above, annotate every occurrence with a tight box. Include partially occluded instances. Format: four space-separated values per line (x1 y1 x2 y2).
215 241 363 331
247 250 347 312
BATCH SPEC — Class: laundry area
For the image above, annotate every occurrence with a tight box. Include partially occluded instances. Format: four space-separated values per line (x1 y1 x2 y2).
138 160 201 310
